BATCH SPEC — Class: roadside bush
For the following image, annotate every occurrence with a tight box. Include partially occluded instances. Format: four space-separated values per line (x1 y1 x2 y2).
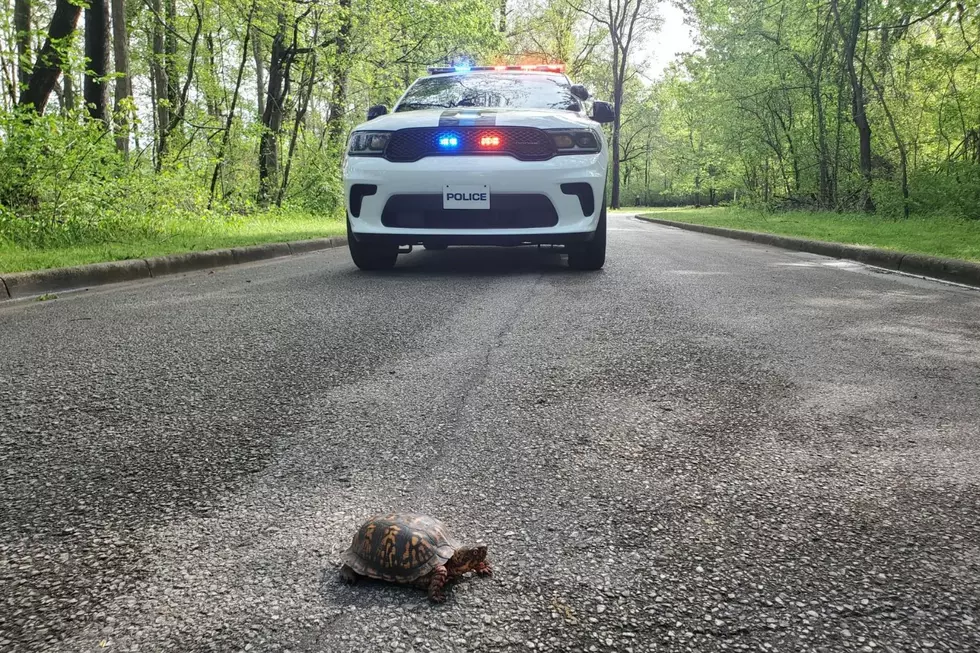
908 165 980 221
870 179 907 220
0 108 343 252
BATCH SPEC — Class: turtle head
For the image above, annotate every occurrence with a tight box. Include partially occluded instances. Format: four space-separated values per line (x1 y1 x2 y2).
448 545 488 574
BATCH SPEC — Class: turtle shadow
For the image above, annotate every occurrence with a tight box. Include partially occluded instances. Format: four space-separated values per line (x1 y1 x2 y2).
318 565 439 607
318 565 480 608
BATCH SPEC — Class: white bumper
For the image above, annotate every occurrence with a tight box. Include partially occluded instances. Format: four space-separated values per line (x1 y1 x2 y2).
344 153 606 243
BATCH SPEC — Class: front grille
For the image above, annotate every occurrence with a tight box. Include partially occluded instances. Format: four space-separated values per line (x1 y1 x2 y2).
385 127 557 163
381 194 559 229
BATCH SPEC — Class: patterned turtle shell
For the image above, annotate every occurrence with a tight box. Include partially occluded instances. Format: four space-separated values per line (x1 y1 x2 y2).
340 513 461 582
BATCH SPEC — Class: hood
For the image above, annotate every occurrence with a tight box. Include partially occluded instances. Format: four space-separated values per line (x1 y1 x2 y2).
355 107 596 132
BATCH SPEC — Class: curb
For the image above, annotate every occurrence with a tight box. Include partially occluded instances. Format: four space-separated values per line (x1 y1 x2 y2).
0 236 348 302
637 216 980 288
230 242 292 265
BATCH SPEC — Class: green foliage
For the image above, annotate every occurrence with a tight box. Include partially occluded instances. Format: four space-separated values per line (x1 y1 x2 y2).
0 108 234 249
620 0 980 217
907 164 980 221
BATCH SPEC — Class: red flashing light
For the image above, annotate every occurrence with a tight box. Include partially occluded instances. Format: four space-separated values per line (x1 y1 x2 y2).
479 133 502 148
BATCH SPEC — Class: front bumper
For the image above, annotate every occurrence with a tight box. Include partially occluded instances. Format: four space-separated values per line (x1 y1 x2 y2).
344 154 606 246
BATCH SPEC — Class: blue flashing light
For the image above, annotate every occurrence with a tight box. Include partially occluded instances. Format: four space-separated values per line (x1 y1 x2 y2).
454 65 471 73
438 134 460 148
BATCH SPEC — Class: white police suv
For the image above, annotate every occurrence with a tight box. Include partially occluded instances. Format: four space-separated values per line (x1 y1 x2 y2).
343 64 615 270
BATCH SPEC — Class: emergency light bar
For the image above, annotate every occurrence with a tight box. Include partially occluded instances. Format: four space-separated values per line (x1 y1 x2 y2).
427 64 565 75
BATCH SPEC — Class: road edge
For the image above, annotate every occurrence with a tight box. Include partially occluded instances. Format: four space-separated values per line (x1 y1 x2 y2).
636 216 980 288
0 236 348 302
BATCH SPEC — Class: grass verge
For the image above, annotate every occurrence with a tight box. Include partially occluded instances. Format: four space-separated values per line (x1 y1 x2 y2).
0 211 345 274
638 207 980 263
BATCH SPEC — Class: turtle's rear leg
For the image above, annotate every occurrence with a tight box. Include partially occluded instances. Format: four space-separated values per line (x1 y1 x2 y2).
339 564 359 585
427 565 449 603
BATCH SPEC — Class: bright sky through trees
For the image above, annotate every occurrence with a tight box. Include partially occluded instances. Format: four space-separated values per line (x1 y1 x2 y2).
636 2 697 79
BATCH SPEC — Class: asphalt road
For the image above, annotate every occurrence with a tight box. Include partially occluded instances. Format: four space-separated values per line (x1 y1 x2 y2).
1 212 979 653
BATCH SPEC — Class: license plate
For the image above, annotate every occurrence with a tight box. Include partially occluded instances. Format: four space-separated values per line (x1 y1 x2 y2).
444 185 490 210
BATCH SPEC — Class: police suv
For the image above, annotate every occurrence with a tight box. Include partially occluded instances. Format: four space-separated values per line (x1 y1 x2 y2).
343 64 615 270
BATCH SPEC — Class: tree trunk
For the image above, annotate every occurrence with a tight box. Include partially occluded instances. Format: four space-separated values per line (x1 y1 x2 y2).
209 1 255 208
19 0 82 113
279 49 317 206
151 0 170 167
643 138 651 205
499 0 507 32
326 0 352 153
204 32 221 117
14 0 31 88
111 0 132 154
865 65 910 218
772 101 800 195
602 0 644 210
165 0 179 128
610 49 622 209
253 27 265 117
833 0 873 212
763 158 771 204
259 13 288 205
171 5 201 128
813 21 834 208
84 0 111 124
813 85 832 206
62 71 74 113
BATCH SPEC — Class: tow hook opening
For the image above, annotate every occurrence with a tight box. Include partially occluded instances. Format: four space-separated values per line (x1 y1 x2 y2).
397 245 413 254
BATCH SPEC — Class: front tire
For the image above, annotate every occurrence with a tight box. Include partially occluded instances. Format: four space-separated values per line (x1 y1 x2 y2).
348 219 398 271
567 203 606 271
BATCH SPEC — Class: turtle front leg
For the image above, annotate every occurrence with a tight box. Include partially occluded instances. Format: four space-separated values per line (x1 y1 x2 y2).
474 561 493 577
427 564 449 603
339 564 359 585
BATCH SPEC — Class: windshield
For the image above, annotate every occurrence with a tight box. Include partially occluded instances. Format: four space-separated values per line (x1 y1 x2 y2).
394 73 581 112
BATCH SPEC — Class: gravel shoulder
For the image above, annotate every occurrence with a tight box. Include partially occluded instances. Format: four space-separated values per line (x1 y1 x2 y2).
1 215 978 652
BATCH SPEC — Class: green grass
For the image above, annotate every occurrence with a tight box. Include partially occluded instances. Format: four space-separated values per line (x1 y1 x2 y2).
0 212 345 274
638 207 980 263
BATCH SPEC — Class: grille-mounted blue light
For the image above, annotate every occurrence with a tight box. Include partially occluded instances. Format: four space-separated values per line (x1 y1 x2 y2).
438 134 460 148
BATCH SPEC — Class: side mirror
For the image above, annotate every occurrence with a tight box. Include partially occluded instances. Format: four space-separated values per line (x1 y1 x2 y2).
570 84 590 101
591 101 615 124
367 104 388 121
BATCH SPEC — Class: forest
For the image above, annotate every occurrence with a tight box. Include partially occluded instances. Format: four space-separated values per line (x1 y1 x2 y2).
0 0 978 269
628 0 980 220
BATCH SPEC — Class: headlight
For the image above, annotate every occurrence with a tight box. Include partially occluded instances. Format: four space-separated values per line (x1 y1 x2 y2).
348 131 391 156
548 129 600 154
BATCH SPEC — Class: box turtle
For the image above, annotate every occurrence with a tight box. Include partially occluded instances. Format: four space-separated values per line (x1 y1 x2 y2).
340 513 492 603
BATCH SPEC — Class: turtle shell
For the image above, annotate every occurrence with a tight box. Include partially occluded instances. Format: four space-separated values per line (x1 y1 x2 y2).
341 513 461 582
